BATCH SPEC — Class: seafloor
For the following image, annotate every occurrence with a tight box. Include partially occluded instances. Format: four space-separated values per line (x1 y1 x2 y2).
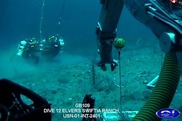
1 45 182 121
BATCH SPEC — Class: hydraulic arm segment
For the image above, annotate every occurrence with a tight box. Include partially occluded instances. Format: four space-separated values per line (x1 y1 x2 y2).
96 0 124 71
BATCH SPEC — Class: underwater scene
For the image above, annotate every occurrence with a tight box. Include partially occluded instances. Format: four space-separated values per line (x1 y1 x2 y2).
0 0 182 121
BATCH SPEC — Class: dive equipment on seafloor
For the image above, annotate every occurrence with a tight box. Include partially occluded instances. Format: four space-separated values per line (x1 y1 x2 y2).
0 79 51 121
40 35 64 59
17 41 27 56
59 37 64 47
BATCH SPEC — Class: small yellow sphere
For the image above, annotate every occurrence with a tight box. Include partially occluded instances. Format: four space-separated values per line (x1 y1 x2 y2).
113 38 125 49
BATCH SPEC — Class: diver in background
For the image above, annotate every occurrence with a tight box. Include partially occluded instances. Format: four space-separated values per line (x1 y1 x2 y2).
40 35 64 61
16 35 64 64
17 37 40 64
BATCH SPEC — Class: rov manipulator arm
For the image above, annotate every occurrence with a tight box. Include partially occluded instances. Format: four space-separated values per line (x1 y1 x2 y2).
96 0 124 71
124 0 182 120
125 0 182 72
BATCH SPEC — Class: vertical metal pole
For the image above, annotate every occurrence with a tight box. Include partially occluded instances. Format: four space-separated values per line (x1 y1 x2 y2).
118 50 122 112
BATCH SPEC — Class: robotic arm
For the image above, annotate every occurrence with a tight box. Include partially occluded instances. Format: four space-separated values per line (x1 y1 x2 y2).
96 0 124 71
97 0 182 72
124 0 182 72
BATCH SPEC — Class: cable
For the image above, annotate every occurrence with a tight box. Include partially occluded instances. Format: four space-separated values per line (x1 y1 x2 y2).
56 0 66 36
39 0 45 40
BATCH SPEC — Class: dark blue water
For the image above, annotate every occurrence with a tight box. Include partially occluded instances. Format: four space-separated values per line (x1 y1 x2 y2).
0 0 158 55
